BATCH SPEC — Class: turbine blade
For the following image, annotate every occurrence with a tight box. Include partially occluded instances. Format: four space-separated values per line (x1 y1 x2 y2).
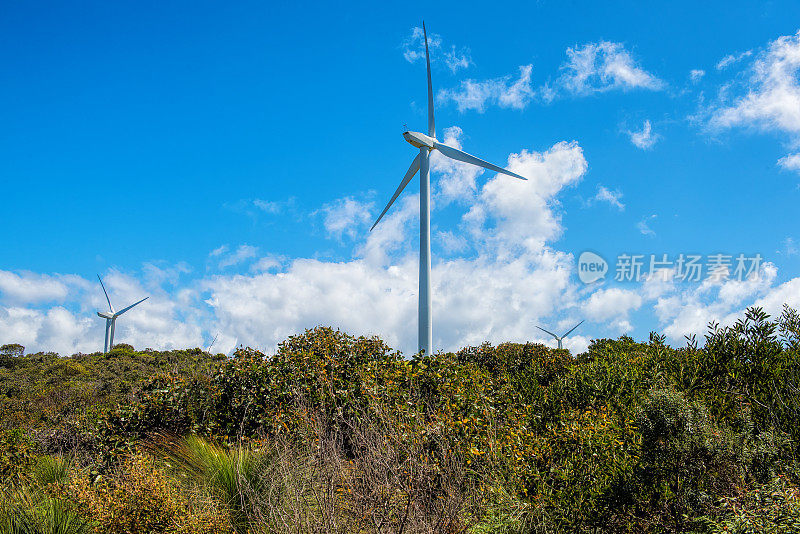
114 296 148 317
433 141 527 180
535 326 559 340
370 153 421 231
562 320 584 338
97 274 114 312
423 21 435 138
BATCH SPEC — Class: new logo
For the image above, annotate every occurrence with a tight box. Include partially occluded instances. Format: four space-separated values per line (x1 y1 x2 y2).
578 251 608 284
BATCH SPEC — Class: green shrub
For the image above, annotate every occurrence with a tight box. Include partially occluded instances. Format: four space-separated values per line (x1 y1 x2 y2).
62 453 231 534
0 429 35 484
703 477 800 533
632 389 742 529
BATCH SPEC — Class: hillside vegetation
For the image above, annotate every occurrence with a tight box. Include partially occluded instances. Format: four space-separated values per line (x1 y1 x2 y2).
1 306 799 533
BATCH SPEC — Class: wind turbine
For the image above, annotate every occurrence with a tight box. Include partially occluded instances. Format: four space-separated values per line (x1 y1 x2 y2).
370 22 529 356
96 275 148 353
536 320 584 350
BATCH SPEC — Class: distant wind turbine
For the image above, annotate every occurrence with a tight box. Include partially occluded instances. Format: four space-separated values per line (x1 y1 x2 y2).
370 22 529 356
96 275 148 353
536 320 584 350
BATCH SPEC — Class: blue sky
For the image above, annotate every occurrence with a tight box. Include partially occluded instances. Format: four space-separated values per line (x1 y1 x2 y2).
2 0 799 355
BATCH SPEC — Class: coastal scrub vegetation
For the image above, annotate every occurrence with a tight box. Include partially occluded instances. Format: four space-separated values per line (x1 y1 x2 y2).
1 306 799 532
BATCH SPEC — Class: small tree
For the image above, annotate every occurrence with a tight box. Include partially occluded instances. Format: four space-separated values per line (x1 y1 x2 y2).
0 343 24 357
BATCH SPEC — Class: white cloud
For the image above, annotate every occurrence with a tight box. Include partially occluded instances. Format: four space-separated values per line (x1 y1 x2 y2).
224 198 295 219
402 27 472 73
319 196 373 240
251 255 284 272
444 46 473 73
0 271 87 305
592 185 625 210
690 69 706 83
778 153 800 173
0 270 204 355
705 31 800 175
427 40 661 111
1 137 592 356
582 287 642 332
212 245 259 269
781 237 799 256
628 120 661 149
209 245 228 258
252 199 284 214
429 126 484 204
716 50 753 71
464 141 587 252
437 231 469 254
709 31 800 148
752 275 800 316
558 41 664 95
9 123 800 359
652 263 779 342
637 214 657 236
438 65 534 113
203 134 590 354
402 27 440 63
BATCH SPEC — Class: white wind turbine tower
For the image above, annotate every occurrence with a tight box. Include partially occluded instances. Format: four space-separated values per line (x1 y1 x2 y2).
370 22 529 355
536 320 584 350
96 275 148 353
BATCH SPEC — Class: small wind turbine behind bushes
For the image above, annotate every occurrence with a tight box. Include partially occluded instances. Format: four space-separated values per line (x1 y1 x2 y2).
537 320 584 349
96 274 148 353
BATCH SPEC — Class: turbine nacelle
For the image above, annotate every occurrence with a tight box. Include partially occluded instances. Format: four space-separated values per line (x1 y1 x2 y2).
403 131 436 149
97 311 113 319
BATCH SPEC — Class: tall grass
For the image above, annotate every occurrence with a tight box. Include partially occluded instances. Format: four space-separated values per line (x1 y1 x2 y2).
0 455 90 534
151 433 271 532
148 404 481 534
0 487 92 534
31 456 70 487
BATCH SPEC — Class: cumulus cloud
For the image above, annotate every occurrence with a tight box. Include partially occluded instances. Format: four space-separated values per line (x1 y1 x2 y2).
464 141 587 252
778 153 800 173
318 196 373 240
582 287 642 332
0 271 88 305
558 41 664 95
708 30 800 169
1 137 592 356
199 138 590 355
429 126 485 204
437 231 469 254
8 120 800 358
437 65 535 113
439 40 662 109
652 263 779 342
0 269 204 355
628 120 661 149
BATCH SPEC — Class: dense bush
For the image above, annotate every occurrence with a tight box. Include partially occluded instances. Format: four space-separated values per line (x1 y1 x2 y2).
2 307 799 532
